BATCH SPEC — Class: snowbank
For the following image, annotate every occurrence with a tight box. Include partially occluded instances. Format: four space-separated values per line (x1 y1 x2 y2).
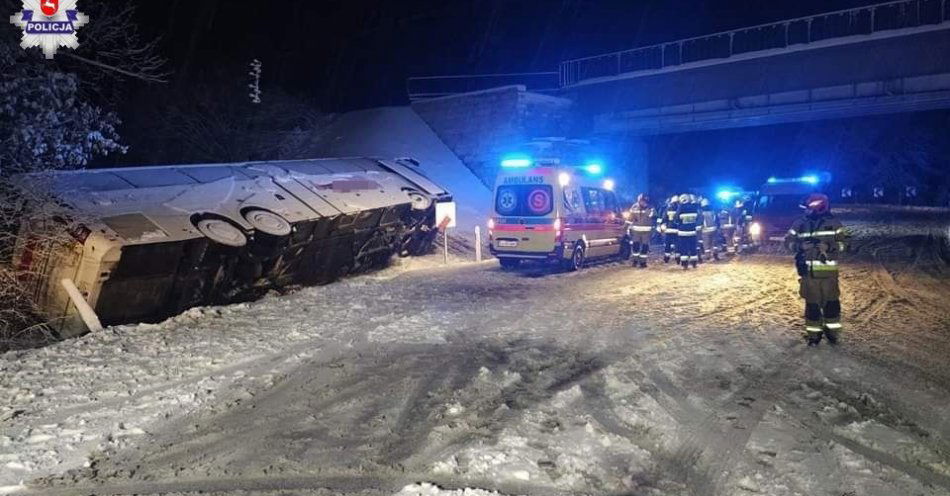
305 106 492 233
395 483 507 496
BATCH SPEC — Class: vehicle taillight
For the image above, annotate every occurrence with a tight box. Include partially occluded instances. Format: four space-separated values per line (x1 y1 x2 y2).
554 217 563 242
487 218 494 240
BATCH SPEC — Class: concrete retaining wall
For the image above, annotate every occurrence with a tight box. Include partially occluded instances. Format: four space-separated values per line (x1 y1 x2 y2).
412 85 573 187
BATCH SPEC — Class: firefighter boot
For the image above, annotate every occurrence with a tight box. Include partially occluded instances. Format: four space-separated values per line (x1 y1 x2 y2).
804 303 823 346
691 259 698 268
823 301 842 345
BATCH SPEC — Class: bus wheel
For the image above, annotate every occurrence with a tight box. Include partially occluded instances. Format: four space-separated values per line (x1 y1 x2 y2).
499 258 520 270
195 217 248 247
564 245 586 272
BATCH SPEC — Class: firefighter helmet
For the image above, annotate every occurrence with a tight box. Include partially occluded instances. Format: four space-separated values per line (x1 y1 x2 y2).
803 193 830 214
637 193 650 205
700 197 710 208
679 193 690 204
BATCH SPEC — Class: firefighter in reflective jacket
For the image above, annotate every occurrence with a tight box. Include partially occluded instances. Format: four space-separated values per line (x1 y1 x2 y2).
699 197 720 261
676 194 700 269
718 207 738 255
735 197 753 253
658 196 680 263
626 194 655 268
785 193 850 346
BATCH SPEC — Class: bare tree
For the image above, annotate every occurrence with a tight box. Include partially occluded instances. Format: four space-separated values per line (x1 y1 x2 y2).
58 0 169 102
147 82 330 164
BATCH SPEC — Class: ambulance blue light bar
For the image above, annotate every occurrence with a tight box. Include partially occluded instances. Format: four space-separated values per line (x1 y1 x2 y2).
583 163 603 175
801 175 819 185
716 189 739 202
500 156 532 168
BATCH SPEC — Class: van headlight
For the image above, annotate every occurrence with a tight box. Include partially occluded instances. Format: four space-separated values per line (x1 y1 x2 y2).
749 222 762 238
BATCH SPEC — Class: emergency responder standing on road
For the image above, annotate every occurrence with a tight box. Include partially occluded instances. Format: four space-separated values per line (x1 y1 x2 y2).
627 194 655 268
734 197 753 253
659 196 680 263
676 194 700 269
785 193 850 346
700 197 720 261
718 206 738 256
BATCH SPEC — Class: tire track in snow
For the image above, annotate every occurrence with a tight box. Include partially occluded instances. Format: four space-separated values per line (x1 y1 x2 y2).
582 257 810 495
781 371 950 492
23 472 587 496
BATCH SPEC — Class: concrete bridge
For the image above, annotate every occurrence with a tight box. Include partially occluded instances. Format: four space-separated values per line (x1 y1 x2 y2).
558 0 950 135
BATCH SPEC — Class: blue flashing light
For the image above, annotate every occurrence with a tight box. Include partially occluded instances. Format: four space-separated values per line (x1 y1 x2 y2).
500 156 532 168
716 189 738 202
767 177 778 184
583 163 603 175
801 175 820 185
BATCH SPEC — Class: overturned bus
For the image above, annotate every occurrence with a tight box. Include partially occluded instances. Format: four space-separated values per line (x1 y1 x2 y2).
11 157 451 336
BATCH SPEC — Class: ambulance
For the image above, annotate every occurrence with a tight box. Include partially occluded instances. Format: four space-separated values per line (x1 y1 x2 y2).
487 157 628 271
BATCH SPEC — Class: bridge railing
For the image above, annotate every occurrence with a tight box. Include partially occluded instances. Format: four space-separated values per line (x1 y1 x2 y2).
406 72 560 101
560 0 950 87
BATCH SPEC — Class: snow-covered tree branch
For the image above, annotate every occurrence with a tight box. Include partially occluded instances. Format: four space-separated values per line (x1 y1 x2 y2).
64 1 170 89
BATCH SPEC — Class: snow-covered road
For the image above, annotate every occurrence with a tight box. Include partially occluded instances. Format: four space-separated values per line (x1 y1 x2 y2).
2 207 950 496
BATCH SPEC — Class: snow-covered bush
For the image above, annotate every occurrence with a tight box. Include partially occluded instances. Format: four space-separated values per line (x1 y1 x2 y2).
0 72 126 175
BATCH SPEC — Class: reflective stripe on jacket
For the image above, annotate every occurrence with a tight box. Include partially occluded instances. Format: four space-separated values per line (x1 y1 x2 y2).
676 203 700 235
628 206 655 229
785 213 850 273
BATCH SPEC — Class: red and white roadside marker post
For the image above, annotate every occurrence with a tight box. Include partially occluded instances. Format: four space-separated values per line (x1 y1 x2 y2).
435 201 457 265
